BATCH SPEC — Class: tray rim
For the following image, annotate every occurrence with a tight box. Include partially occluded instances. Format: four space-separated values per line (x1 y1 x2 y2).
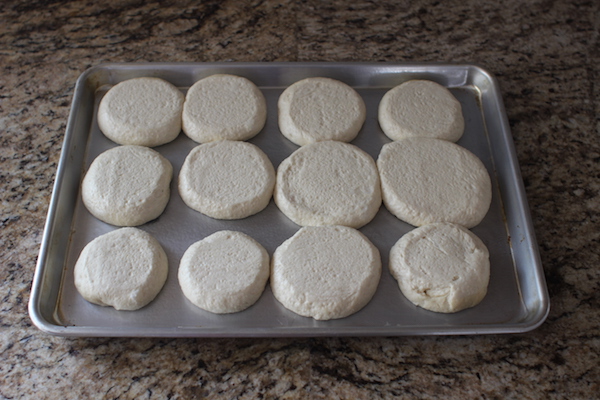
29 61 550 337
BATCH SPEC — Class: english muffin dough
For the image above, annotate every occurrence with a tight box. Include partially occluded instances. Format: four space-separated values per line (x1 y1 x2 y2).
271 225 381 320
82 145 173 226
97 77 184 147
389 222 490 313
377 137 491 228
274 141 381 228
182 74 267 143
278 77 366 145
74 228 168 311
178 231 270 314
378 80 464 142
178 140 275 219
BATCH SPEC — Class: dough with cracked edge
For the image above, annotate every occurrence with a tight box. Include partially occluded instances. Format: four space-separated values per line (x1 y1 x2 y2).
378 80 464 142
74 227 168 311
178 231 270 314
377 137 491 228
182 74 267 143
178 140 275 219
97 77 184 147
389 222 490 313
82 145 173 226
271 225 381 320
274 141 381 228
278 77 366 145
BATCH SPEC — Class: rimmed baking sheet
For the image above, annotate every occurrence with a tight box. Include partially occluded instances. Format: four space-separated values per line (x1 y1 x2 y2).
29 62 549 337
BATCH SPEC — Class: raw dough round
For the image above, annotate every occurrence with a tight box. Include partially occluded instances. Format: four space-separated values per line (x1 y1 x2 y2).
378 80 464 142
97 77 184 147
377 137 491 228
178 140 275 219
182 74 267 143
274 141 381 228
278 77 366 145
389 222 490 313
74 227 169 311
178 231 270 314
82 145 173 226
271 225 381 320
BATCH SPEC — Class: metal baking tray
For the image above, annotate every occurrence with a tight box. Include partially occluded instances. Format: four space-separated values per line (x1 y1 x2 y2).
29 62 549 337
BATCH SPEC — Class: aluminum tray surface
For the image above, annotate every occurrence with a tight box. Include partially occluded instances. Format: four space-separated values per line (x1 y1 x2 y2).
29 63 549 337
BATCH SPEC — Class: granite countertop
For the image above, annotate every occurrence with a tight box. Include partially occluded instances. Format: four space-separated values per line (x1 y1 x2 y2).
1 0 598 398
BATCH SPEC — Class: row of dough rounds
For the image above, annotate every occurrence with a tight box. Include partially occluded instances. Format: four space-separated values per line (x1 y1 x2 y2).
74 225 381 320
378 82 491 313
74 221 488 317
77 74 492 317
97 75 465 148
81 137 492 229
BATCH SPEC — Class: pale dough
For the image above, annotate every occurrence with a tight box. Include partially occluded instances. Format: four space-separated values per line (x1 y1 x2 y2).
271 225 381 320
82 145 173 226
97 77 184 147
377 137 492 228
278 77 366 145
378 80 464 142
274 141 381 228
178 231 270 314
178 140 275 219
389 222 490 313
182 74 267 143
74 227 169 311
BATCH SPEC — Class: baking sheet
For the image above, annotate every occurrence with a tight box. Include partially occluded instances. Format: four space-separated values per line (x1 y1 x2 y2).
29 62 549 337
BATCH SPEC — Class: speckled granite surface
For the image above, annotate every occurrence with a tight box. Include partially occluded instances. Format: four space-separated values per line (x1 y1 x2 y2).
1 0 598 398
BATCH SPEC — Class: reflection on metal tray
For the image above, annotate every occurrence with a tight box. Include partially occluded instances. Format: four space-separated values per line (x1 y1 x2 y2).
29 62 549 337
